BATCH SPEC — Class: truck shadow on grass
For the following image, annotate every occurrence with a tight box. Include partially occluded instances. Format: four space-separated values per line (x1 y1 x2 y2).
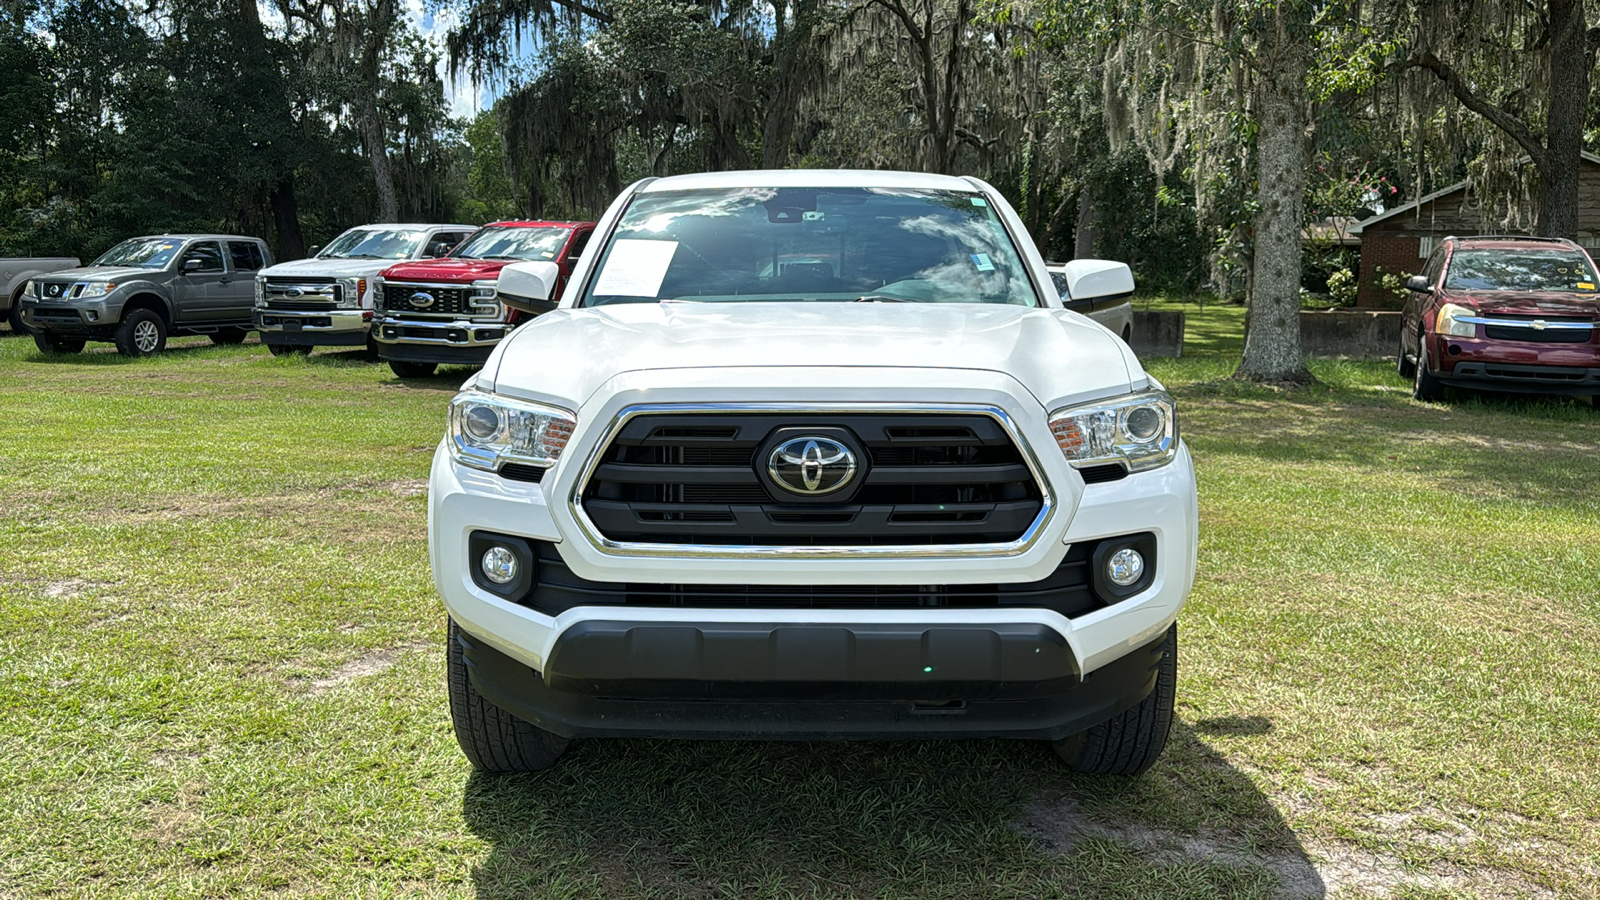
461 721 1322 899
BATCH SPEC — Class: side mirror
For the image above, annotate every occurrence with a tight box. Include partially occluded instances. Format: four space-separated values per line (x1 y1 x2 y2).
497 261 562 316
425 242 452 258
307 245 322 258
1405 274 1433 293
1058 259 1135 303
183 258 203 273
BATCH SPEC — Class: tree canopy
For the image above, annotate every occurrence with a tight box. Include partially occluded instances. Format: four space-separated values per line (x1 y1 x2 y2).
5 0 1600 375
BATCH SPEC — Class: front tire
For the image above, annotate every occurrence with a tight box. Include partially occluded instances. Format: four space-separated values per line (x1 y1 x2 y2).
389 360 437 378
33 333 85 354
447 618 570 773
1053 624 1176 776
7 300 34 335
1412 333 1445 402
115 309 167 357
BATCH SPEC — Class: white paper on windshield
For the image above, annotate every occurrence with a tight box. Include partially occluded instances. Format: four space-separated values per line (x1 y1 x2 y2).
594 239 679 297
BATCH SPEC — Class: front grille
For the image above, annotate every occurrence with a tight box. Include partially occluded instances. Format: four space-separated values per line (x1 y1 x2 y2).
263 278 341 309
577 412 1046 547
37 281 72 300
383 283 472 315
522 540 1097 617
1482 315 1594 344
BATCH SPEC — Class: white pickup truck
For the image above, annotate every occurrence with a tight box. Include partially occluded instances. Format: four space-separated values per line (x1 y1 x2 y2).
430 170 1196 776
253 223 475 356
1 257 80 333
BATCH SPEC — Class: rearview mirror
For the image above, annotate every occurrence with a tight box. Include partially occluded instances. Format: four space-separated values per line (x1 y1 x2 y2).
1058 259 1135 302
1405 274 1433 293
497 261 562 316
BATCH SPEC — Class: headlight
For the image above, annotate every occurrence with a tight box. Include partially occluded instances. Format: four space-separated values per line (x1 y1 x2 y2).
77 282 115 298
448 390 577 471
1435 302 1476 338
372 276 385 310
1048 390 1178 473
254 276 266 307
340 276 367 308
469 279 500 315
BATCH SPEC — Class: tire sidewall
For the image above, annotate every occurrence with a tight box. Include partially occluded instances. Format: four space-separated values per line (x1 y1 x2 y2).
117 309 167 357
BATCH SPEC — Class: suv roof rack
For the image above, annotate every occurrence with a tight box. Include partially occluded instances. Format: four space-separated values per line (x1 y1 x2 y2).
1445 234 1579 247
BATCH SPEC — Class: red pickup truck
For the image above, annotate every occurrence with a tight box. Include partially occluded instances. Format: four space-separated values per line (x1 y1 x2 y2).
372 220 596 378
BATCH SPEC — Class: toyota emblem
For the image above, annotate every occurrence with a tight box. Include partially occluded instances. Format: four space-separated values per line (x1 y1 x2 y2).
412 292 435 308
767 437 858 495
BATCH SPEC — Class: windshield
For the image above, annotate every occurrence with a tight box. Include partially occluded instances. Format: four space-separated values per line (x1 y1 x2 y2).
92 238 184 269
1445 249 1598 293
319 227 430 260
451 225 571 261
581 187 1038 306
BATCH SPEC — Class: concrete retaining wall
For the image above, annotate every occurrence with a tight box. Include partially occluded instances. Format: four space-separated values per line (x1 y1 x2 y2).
1129 310 1185 358
1300 309 1401 360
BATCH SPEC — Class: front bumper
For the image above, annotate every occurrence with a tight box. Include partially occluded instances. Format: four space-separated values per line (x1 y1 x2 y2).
1434 334 1600 396
254 308 372 346
455 620 1170 740
374 315 508 365
20 300 106 332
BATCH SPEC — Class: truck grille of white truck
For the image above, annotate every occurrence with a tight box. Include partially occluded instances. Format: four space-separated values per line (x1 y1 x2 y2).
573 410 1047 548
262 278 341 309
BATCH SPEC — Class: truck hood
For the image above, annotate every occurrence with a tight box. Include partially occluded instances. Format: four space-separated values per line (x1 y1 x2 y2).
379 257 511 282
1451 290 1600 317
261 258 400 278
488 302 1138 409
36 265 159 283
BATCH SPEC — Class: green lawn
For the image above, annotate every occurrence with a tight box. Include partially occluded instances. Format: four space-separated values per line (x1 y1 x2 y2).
1 312 1596 899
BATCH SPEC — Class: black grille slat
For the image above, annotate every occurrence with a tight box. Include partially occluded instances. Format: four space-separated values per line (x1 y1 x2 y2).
384 284 472 315
578 413 1044 547
1481 314 1594 344
522 541 1096 616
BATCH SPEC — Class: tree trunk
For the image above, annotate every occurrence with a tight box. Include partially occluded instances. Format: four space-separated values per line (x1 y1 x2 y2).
1073 192 1098 259
270 177 305 260
1536 0 1590 237
363 112 399 222
1235 18 1313 384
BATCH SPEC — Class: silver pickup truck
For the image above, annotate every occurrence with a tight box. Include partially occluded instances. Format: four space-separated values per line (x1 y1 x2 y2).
21 234 271 356
2 257 81 334
254 223 475 357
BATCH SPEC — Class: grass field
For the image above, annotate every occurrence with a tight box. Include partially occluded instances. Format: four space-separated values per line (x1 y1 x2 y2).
1 308 1597 899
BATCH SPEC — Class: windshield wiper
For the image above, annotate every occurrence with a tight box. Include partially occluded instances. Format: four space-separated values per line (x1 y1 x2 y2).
852 295 915 302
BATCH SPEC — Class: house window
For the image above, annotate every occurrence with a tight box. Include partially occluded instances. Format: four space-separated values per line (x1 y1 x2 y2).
1417 237 1434 259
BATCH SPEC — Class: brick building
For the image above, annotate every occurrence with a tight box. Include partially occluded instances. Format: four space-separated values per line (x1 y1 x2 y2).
1349 153 1600 307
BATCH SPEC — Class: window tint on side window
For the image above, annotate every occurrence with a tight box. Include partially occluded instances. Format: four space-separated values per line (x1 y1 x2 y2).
229 241 264 271
183 242 224 272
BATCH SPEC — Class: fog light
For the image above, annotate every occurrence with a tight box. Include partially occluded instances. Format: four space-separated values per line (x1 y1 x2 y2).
480 546 518 585
1106 547 1145 587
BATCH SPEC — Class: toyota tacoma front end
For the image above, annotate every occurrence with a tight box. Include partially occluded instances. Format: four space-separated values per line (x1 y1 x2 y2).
428 171 1198 775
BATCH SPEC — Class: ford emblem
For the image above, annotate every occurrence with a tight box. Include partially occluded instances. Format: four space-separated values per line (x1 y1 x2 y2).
767 437 857 495
413 292 435 308
284 288 303 299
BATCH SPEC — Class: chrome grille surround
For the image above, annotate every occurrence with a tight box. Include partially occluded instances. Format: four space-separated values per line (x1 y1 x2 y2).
566 402 1059 560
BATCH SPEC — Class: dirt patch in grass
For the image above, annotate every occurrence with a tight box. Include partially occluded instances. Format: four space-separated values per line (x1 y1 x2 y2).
298 642 428 695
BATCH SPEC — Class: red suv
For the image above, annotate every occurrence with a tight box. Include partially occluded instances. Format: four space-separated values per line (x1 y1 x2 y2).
1400 235 1600 407
373 220 595 378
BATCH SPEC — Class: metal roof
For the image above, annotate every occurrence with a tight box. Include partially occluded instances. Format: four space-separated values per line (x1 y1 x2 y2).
1349 152 1600 235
